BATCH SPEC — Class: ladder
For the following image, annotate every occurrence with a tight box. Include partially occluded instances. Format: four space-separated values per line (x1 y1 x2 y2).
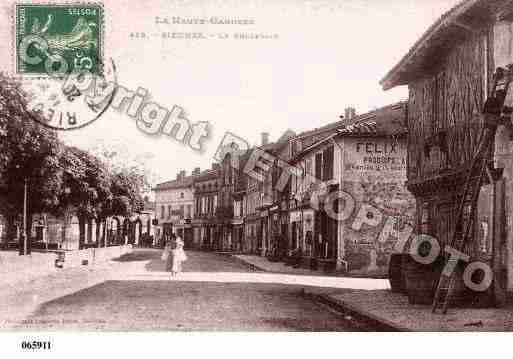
432 65 513 314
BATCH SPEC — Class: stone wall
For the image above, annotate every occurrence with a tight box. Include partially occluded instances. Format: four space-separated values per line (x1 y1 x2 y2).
58 245 133 268
340 137 415 277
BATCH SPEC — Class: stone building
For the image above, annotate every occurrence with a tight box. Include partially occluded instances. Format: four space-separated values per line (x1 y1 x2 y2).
153 170 195 248
192 166 220 250
288 103 414 275
237 131 295 256
381 0 513 305
232 152 250 253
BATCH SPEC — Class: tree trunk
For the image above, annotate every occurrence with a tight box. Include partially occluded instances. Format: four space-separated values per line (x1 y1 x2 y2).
78 216 86 250
95 219 101 248
87 219 94 245
26 213 33 254
102 219 107 247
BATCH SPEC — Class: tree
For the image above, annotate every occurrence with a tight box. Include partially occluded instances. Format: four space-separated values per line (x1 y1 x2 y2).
58 146 112 248
0 73 63 247
0 73 151 249
87 139 159 196
88 139 155 217
110 172 144 215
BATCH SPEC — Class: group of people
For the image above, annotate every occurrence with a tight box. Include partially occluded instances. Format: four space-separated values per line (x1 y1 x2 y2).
161 234 188 278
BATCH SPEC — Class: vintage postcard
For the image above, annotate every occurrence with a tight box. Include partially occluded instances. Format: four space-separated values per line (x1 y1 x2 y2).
0 0 512 356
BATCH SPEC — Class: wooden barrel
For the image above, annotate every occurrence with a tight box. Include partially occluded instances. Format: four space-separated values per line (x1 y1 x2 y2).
403 254 442 305
388 253 406 293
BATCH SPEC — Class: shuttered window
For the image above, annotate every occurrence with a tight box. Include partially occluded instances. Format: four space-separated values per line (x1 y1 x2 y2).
323 145 334 181
315 153 323 180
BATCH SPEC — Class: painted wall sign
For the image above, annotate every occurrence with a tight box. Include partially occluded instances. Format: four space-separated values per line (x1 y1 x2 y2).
290 211 302 223
343 138 407 182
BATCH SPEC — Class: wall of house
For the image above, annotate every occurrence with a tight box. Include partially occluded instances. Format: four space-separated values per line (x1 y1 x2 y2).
339 137 415 276
155 187 194 221
407 28 491 183
491 20 513 291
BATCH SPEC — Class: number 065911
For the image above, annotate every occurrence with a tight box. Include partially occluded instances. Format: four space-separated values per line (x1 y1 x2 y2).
21 341 51 350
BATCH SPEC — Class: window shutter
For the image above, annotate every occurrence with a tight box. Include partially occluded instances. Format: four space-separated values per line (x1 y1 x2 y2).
323 145 334 181
315 153 323 180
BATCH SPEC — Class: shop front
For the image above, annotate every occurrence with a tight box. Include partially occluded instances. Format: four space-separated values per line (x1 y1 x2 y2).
266 204 285 259
200 224 217 251
244 215 261 255
286 196 316 268
175 219 193 249
259 208 270 256
231 218 244 253
192 220 202 250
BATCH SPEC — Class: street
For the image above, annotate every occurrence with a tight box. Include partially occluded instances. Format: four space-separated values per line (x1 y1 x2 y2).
2 250 379 331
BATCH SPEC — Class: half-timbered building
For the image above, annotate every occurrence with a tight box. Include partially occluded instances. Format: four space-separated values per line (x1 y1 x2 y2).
381 0 513 305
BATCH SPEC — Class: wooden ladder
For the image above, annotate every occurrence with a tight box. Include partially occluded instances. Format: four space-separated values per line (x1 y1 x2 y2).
432 65 513 314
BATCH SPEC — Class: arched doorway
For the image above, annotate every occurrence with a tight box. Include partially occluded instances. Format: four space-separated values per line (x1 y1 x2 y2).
133 218 142 246
110 217 121 245
122 218 131 245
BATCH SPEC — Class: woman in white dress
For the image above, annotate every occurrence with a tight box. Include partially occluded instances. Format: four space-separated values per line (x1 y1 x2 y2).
171 235 187 276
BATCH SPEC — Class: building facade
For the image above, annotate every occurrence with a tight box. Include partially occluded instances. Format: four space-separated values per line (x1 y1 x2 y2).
192 166 220 250
381 0 513 305
153 170 195 248
288 103 414 275
232 152 250 253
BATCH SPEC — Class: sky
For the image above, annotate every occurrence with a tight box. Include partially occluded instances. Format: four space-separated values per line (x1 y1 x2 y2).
1 0 463 186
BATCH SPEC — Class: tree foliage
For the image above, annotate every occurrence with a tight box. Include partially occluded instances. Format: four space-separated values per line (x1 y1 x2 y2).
0 73 147 236
0 73 63 221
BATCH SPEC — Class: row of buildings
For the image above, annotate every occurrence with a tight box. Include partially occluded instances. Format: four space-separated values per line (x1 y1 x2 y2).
153 103 416 277
154 0 513 303
0 199 156 251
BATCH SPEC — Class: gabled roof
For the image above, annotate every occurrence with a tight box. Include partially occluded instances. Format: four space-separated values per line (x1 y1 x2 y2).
153 176 194 191
290 102 407 162
193 168 219 183
291 103 406 145
381 0 512 90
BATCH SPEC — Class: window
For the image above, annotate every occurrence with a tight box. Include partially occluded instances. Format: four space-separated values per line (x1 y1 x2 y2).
315 153 323 180
323 145 334 181
180 192 184 199
291 140 302 157
167 205 171 219
161 205 165 219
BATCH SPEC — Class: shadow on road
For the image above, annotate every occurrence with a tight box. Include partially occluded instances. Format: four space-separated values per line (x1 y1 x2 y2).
16 280 368 331
114 249 264 273
113 249 160 262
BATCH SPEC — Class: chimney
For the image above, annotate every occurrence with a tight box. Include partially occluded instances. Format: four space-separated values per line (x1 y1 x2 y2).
177 170 186 180
261 132 270 146
344 107 357 120
193 167 201 176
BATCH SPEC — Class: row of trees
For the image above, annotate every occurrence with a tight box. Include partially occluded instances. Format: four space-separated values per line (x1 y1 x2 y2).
0 73 148 248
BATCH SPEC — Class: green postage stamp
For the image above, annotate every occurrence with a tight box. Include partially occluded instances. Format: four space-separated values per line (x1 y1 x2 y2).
15 3 103 76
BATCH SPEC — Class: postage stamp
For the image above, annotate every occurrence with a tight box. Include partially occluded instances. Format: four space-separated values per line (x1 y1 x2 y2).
15 3 104 76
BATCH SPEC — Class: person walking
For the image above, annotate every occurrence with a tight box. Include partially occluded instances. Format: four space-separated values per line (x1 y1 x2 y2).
162 236 175 278
171 235 187 277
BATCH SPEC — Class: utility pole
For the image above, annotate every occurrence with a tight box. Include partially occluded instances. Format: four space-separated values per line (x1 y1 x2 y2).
22 178 28 255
